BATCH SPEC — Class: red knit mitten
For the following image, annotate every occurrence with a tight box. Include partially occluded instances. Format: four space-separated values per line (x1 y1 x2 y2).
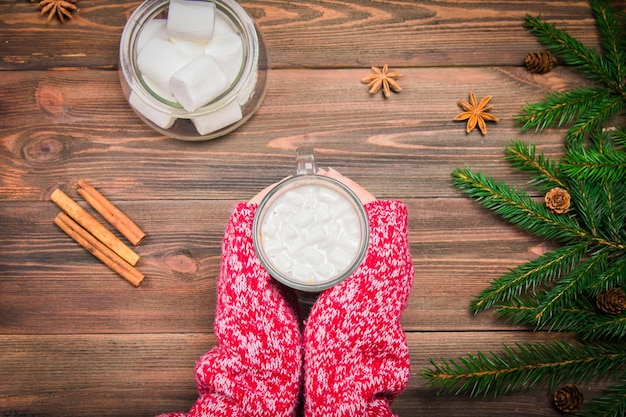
157 202 303 417
303 200 414 417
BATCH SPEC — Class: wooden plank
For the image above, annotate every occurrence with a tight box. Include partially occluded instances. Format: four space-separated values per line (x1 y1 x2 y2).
0 198 548 334
0 1 602 70
0 333 211 417
0 66 580 201
0 332 580 416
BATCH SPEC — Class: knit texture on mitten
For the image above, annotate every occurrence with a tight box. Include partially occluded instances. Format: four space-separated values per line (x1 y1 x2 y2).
157 202 302 417
303 200 414 417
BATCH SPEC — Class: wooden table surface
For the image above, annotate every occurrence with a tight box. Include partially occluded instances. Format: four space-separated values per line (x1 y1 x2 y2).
1 1 619 416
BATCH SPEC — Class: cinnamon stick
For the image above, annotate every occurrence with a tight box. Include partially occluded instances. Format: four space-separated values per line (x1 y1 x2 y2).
50 188 140 266
54 212 144 286
77 180 146 246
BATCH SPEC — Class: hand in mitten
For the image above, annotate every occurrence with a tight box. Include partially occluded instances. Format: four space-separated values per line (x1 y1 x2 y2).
158 203 303 417
303 200 414 417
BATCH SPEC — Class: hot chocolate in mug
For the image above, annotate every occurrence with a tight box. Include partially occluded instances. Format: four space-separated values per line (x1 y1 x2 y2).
252 148 369 292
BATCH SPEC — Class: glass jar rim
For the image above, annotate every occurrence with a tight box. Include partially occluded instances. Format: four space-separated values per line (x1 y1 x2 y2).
252 174 371 292
119 0 260 118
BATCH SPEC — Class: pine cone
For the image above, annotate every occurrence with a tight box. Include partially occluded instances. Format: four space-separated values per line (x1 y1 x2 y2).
596 288 626 314
553 385 584 413
525 50 557 74
545 187 571 214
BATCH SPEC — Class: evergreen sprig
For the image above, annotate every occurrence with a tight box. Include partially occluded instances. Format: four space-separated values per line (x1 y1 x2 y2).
504 140 564 190
517 0 626 148
424 2 626 416
562 147 626 183
422 340 626 397
582 379 626 417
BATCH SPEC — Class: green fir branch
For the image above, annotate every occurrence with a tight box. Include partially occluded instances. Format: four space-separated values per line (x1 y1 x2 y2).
567 178 606 239
504 140 565 190
591 0 626 91
565 179 626 250
579 379 626 417
451 168 587 245
429 3 626 413
582 312 626 342
523 13 612 86
421 340 626 398
470 243 588 313
565 95 625 147
499 295 626 342
533 251 608 325
517 87 611 133
497 295 591 330
613 127 626 148
562 147 626 183
588 256 626 296
589 128 617 153
600 181 626 242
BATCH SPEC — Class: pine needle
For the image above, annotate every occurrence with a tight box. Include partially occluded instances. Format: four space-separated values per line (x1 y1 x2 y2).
516 87 610 133
562 147 626 183
421 340 626 398
523 14 612 85
470 243 587 313
579 378 626 417
452 168 588 245
428 3 626 412
504 140 565 191
533 251 608 325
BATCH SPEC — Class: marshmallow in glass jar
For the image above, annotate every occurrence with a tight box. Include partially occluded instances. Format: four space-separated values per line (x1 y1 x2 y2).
253 149 370 293
119 0 267 141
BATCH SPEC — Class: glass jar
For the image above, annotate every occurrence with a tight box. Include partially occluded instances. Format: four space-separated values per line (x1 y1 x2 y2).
119 0 268 141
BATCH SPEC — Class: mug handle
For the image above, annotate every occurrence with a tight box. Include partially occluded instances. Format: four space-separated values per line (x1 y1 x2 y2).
296 147 316 175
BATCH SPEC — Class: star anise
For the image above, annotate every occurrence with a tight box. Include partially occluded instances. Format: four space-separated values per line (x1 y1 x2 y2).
361 65 402 98
453 90 499 135
36 0 78 23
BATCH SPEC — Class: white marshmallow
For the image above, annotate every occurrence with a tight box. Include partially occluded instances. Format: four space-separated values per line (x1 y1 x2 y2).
318 187 340 203
316 203 331 221
129 91 176 129
272 252 295 272
137 18 166 53
302 247 325 265
166 0 216 42
258 183 364 284
328 246 353 272
315 263 336 280
213 9 237 37
170 37 208 60
282 190 304 207
261 237 284 255
191 100 243 135
293 210 315 228
170 55 230 111
304 225 326 244
143 75 176 101
291 263 314 283
279 223 299 241
286 238 306 257
205 32 244 84
137 36 190 96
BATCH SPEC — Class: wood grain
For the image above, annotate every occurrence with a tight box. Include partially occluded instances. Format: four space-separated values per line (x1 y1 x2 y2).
1 1 622 416
0 197 547 335
0 1 601 70
0 66 580 202
0 332 581 416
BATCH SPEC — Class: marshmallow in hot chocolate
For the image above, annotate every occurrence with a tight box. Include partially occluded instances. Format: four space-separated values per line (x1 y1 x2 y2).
259 183 364 285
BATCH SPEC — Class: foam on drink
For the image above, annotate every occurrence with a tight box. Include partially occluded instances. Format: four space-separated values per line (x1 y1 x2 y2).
259 183 364 285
